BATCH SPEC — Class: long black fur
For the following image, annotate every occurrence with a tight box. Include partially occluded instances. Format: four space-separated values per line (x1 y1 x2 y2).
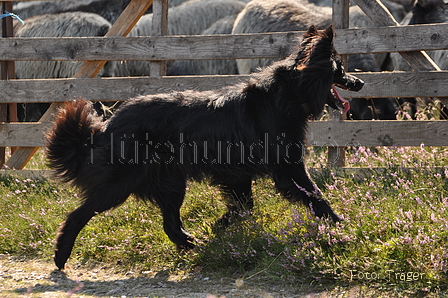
46 25 364 270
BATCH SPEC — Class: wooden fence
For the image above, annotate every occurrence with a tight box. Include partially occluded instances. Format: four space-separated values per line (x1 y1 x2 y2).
0 0 448 176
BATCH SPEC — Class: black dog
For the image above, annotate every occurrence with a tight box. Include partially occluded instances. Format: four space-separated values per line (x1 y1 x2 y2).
46 25 364 270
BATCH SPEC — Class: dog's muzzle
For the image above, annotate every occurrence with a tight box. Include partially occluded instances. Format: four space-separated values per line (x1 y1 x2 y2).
344 75 364 92
348 78 364 92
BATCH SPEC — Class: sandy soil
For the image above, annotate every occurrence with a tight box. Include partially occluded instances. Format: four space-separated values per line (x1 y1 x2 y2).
0 254 432 298
0 255 324 298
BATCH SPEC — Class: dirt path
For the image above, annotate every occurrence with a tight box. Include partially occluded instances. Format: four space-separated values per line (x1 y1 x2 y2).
0 255 427 298
0 255 325 298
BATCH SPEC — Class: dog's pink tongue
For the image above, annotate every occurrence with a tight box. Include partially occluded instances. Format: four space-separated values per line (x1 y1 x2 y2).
331 86 350 114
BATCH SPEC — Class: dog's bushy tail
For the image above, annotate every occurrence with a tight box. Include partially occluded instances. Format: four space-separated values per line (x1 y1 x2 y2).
46 99 103 183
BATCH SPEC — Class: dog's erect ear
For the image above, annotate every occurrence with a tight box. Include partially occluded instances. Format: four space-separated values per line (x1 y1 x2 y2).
305 25 318 37
324 25 334 41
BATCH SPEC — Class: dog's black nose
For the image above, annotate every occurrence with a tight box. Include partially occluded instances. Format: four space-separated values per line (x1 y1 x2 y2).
352 79 364 92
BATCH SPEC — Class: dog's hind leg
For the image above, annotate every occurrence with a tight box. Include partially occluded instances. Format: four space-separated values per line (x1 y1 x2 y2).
150 175 195 250
55 205 96 270
272 164 341 222
54 186 131 270
216 179 253 227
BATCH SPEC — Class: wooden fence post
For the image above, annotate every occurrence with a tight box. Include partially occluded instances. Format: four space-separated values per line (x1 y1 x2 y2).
0 2 7 167
150 0 169 77
0 1 18 168
328 0 350 167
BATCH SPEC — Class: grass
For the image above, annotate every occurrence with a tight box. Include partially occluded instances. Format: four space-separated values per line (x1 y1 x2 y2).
0 147 447 295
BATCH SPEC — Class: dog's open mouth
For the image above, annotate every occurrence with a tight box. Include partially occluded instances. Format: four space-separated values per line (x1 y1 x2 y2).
330 84 350 114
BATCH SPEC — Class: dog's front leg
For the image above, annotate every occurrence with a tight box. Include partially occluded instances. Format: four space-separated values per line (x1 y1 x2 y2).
215 179 254 227
271 163 341 222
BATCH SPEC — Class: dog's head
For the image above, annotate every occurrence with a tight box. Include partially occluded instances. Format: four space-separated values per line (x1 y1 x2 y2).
293 25 364 117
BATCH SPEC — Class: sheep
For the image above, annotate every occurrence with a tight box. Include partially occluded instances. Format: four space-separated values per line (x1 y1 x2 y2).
231 0 390 74
13 0 131 24
114 0 247 77
14 12 115 121
388 0 418 12
308 0 407 20
232 0 329 74
14 12 114 79
166 14 239 75
231 0 407 74
129 0 246 38
168 0 196 8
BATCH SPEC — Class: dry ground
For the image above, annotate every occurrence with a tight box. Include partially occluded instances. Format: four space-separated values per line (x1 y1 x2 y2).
0 255 437 298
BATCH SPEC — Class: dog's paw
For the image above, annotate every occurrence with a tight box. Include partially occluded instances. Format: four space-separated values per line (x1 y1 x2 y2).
176 236 197 251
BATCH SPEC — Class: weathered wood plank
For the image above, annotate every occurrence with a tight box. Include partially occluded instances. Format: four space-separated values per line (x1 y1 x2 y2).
338 71 448 99
4 121 448 148
149 0 168 77
329 0 351 167
1 24 448 61
4 147 39 169
0 100 6 166
1 71 448 103
0 75 246 103
0 0 18 166
307 121 448 147
0 122 52 147
339 24 448 55
0 33 300 61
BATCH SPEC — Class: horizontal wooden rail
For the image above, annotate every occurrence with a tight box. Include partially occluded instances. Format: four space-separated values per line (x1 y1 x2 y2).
1 71 448 103
2 120 447 148
1 24 448 62
308 120 448 147
0 33 299 61
339 71 448 99
0 75 246 103
341 24 448 54
0 122 52 147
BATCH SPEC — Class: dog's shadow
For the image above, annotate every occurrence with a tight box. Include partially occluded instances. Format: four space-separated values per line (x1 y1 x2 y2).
11 262 343 297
